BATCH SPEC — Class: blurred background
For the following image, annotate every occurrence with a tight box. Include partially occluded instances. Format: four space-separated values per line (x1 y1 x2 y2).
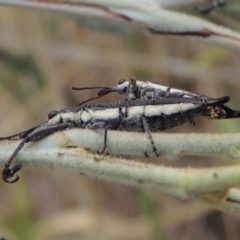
0 2 240 240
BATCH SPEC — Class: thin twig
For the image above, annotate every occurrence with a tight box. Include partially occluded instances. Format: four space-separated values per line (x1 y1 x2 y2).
1 130 240 214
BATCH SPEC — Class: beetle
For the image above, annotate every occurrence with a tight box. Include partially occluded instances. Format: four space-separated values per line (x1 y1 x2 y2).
1 95 229 183
72 77 240 120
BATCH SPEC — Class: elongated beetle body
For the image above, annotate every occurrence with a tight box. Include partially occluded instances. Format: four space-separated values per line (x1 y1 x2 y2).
1 96 229 183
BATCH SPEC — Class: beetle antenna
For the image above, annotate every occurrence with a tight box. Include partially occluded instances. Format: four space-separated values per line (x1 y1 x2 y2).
72 86 105 91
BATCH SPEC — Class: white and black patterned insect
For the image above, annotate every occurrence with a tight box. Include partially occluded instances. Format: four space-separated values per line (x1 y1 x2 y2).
73 77 240 120
199 0 226 14
1 96 229 184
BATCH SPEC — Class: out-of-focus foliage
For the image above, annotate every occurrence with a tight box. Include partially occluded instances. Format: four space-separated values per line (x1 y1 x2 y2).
177 0 240 32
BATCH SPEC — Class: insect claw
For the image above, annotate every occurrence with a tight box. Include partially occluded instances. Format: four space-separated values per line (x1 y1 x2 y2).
8 175 20 184
189 120 196 126
144 151 149 158
2 164 22 183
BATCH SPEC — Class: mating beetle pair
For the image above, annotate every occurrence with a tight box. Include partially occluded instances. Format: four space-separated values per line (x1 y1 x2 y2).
1 77 239 183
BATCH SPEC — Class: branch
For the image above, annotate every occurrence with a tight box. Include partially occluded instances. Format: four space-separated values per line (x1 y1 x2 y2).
154 0 200 8
1 129 240 214
0 0 240 50
2 129 240 162
53 129 240 160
